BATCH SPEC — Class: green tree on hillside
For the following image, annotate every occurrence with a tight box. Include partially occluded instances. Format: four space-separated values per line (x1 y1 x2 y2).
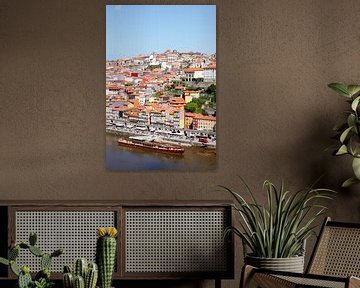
147 64 161 70
204 84 216 103
185 101 204 114
205 84 216 95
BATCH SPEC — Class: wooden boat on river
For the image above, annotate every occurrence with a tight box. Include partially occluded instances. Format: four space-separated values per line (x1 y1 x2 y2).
118 136 185 155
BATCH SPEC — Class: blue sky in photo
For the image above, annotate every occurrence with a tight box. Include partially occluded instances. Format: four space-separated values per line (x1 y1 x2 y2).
106 5 216 60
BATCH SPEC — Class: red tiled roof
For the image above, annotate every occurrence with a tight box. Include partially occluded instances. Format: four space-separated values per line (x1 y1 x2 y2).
184 68 204 73
205 63 216 69
112 107 132 112
127 110 139 117
185 113 202 118
194 115 216 121
170 98 185 104
107 85 121 90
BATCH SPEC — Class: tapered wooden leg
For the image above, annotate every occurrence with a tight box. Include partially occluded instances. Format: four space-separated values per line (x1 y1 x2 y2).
215 278 221 288
240 265 255 288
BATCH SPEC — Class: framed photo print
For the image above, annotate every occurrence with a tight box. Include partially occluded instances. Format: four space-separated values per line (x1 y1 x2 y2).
106 5 216 171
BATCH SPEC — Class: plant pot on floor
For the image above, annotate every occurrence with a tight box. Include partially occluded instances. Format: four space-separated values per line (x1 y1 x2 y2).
220 179 334 276
242 240 306 273
245 254 304 273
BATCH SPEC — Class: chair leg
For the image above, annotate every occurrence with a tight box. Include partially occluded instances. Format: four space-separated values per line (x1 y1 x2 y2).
240 265 255 288
215 278 221 288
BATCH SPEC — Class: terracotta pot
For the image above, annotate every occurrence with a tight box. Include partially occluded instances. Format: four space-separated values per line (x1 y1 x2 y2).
245 254 304 273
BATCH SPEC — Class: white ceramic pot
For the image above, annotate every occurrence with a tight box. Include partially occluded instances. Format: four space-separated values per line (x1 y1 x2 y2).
245 254 305 273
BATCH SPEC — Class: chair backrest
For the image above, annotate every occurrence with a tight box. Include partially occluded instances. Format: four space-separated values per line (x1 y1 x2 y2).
307 217 360 277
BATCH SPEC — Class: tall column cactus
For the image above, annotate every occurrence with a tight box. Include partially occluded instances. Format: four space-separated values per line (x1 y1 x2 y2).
96 227 118 288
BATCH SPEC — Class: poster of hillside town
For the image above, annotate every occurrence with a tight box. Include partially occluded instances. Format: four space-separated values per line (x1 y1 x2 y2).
106 5 216 170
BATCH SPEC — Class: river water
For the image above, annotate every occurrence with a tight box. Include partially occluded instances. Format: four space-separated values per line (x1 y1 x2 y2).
106 134 216 171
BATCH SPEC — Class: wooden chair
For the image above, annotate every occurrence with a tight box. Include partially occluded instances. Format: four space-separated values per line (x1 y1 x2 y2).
241 217 360 288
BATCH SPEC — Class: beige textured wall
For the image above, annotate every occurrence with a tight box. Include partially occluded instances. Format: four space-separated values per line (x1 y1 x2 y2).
1 0 360 287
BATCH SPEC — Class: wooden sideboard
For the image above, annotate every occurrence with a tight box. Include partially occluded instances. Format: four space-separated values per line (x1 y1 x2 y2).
0 201 234 288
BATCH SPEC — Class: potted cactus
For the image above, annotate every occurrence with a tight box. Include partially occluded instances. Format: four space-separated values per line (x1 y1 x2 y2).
0 232 64 288
62 258 98 288
96 227 118 288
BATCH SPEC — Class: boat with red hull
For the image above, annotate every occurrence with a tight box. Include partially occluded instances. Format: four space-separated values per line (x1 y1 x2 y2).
118 138 185 155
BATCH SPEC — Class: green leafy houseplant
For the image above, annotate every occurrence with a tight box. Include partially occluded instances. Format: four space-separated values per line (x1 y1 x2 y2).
221 179 334 259
328 83 360 187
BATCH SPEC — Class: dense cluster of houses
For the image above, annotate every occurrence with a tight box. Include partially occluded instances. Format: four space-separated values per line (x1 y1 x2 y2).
106 50 216 133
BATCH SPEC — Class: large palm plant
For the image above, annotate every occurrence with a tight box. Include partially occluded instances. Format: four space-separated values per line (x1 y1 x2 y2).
221 179 334 258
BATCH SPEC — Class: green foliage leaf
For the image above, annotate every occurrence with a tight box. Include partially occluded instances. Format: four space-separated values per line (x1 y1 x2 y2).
340 127 353 143
342 177 360 188
347 85 360 97
10 261 20 276
347 114 356 129
349 136 360 156
351 96 360 111
336 145 348 155
33 278 54 288
0 257 9 266
352 157 360 179
328 83 351 97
